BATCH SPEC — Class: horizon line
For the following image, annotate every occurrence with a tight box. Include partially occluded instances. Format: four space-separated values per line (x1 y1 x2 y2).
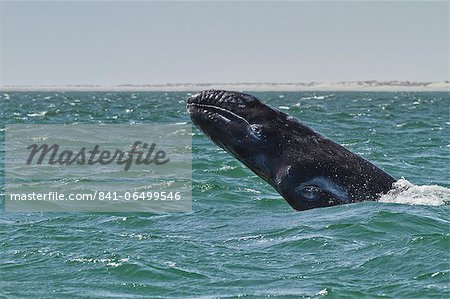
2 80 450 87
1 80 449 92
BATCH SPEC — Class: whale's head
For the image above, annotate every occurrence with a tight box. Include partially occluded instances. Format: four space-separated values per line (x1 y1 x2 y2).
187 90 288 182
187 90 395 211
188 90 277 152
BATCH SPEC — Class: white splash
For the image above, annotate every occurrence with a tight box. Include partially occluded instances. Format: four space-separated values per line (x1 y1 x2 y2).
27 111 47 117
379 178 450 206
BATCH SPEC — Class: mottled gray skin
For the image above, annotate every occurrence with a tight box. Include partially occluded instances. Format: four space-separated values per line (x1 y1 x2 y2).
187 90 396 211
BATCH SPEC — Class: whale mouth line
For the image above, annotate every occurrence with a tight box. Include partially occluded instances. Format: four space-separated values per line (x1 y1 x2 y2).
187 102 251 126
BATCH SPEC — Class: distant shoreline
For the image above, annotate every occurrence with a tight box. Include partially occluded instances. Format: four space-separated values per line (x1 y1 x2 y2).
1 81 449 92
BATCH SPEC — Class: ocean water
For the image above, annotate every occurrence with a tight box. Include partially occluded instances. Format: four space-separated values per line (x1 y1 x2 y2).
0 91 449 298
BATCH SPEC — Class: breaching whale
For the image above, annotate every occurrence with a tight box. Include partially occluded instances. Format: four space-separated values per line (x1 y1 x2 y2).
187 90 396 211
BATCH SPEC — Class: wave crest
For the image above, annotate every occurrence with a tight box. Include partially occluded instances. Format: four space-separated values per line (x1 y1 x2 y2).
379 179 450 206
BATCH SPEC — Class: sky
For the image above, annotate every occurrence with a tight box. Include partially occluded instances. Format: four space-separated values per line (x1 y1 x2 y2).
0 1 448 86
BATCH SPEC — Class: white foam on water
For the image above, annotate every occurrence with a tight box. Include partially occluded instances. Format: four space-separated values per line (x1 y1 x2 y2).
379 178 450 206
26 111 47 117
